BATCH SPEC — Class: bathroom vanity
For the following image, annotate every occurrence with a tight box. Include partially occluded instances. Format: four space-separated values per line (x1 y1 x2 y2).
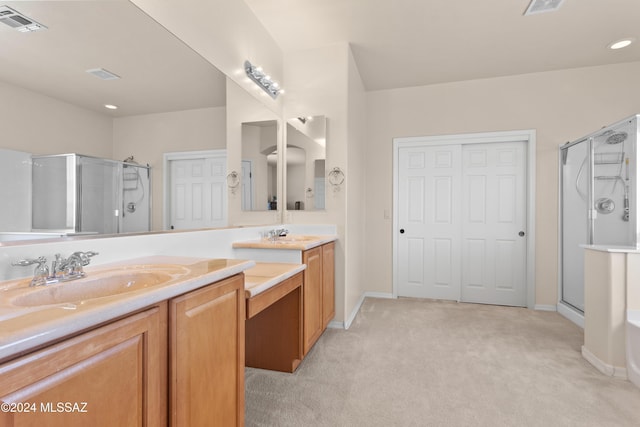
244 262 306 372
0 256 252 427
233 235 336 355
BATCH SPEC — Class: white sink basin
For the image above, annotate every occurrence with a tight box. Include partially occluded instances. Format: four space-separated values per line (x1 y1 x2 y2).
10 265 191 307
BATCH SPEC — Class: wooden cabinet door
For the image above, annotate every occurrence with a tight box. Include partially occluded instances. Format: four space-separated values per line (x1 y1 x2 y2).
0 304 167 427
169 274 245 427
322 242 336 329
302 246 323 355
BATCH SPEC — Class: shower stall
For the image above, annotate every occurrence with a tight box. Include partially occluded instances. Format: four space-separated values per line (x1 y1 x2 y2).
31 154 151 235
559 115 639 316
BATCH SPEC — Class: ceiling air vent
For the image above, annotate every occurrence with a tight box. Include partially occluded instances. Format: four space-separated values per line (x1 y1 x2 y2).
0 5 47 32
86 68 121 81
524 0 565 16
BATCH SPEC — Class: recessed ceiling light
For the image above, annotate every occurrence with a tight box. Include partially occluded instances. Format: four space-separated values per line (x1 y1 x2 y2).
104 104 118 110
608 38 635 50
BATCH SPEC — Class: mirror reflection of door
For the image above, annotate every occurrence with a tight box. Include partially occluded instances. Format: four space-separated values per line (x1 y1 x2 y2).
286 116 327 211
241 120 278 211
241 160 253 210
165 150 227 230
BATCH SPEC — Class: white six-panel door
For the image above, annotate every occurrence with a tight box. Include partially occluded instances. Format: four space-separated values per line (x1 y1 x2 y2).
461 142 526 306
397 140 527 307
397 145 462 300
169 156 227 230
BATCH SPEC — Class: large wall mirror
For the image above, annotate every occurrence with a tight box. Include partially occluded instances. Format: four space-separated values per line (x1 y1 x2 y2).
286 116 327 211
241 120 278 211
0 1 251 242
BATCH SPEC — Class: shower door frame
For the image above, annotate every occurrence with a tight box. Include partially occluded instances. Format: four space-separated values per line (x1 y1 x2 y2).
558 137 592 325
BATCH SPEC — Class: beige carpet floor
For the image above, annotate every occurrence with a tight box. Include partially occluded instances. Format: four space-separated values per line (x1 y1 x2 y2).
245 297 640 426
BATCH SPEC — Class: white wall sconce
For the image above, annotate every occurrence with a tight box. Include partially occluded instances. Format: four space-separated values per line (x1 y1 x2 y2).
227 171 240 195
244 60 281 99
328 167 345 192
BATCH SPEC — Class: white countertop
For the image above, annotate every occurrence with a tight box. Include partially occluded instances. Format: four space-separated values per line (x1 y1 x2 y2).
0 256 255 362
244 262 306 297
232 234 337 251
581 244 640 253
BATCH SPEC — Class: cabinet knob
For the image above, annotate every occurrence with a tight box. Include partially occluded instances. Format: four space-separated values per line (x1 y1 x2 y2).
400 229 405 234
519 231 525 237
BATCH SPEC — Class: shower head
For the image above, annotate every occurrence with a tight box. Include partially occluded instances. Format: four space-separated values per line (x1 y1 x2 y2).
123 155 139 164
606 131 628 144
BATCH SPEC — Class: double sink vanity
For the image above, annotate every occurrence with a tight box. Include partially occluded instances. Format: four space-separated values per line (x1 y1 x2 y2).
0 232 336 426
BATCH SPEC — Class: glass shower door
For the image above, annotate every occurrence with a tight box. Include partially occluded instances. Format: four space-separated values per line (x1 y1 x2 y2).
78 156 120 235
560 139 590 312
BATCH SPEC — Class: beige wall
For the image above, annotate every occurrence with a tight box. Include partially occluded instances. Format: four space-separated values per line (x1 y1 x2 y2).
283 44 352 322
0 80 112 157
365 61 640 306
345 47 368 321
112 107 226 230
583 249 627 372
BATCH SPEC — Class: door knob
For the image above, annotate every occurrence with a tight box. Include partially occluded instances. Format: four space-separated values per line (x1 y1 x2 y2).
519 231 525 237
400 229 405 234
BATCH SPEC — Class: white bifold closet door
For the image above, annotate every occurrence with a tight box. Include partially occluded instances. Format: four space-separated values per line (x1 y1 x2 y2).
397 141 527 307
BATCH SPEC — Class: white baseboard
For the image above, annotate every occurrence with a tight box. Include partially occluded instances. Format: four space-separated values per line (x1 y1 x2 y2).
327 320 344 329
344 292 395 330
364 292 394 299
534 304 557 312
557 302 585 329
582 345 628 379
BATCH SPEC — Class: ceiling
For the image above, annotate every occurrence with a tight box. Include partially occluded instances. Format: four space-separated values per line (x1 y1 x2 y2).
244 0 640 91
1 1 638 116
0 1 226 117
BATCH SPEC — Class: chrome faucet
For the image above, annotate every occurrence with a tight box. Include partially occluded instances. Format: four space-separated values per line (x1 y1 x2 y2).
262 228 289 242
58 251 99 278
12 251 99 287
11 256 50 287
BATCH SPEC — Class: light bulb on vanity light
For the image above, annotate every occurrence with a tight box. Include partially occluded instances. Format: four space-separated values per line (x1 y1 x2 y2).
244 60 282 99
104 104 118 110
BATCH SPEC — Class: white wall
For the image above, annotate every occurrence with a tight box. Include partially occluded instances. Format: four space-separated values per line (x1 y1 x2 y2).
112 107 226 230
365 61 640 306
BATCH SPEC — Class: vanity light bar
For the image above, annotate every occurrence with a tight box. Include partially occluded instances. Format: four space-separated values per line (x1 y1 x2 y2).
244 60 281 99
